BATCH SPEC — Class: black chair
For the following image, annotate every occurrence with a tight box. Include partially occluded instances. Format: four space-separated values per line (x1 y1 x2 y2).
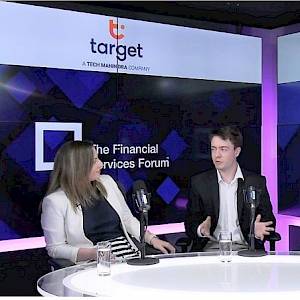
48 248 161 271
266 231 282 251
48 257 75 271
175 231 281 253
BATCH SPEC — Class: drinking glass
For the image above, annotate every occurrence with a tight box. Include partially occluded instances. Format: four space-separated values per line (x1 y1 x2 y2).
219 231 232 262
97 241 111 276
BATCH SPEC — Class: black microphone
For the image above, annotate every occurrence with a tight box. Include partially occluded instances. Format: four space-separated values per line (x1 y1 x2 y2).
132 180 151 213
248 186 256 208
243 176 259 208
238 176 266 257
127 180 159 266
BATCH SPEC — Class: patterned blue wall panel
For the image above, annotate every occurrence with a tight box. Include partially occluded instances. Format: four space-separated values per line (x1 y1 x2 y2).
278 83 300 216
117 169 133 193
161 130 187 161
0 65 262 240
289 225 300 250
0 90 26 122
278 125 300 150
157 177 180 204
278 82 300 125
118 123 151 161
6 72 36 104
4 123 47 185
46 69 110 108
0 220 20 240
278 124 300 216
0 65 8 78
210 89 232 112
24 68 54 95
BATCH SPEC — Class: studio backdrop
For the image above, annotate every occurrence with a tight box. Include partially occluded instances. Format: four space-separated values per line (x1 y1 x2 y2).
0 2 262 240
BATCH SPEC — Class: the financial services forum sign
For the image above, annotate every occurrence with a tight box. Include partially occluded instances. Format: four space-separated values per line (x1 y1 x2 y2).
0 2 261 83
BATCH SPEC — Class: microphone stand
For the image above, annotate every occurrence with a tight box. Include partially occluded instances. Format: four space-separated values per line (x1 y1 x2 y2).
249 203 256 252
127 191 159 266
238 187 266 257
140 210 146 260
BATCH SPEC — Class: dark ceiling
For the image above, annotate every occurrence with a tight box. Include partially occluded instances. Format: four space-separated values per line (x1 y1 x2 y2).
77 1 300 29
25 1 300 29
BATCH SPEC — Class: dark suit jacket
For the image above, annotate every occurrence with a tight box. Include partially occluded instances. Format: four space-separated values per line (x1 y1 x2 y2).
184 169 276 251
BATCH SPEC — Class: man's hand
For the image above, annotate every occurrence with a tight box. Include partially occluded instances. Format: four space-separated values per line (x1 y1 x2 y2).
254 214 274 241
199 216 211 237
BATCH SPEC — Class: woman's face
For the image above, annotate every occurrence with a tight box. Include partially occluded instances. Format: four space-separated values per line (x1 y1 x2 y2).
89 148 103 181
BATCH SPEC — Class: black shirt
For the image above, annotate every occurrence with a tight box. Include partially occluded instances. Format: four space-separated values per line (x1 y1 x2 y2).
82 194 123 245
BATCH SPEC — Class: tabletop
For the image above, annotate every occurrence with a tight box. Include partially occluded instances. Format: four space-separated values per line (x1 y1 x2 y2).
37 251 300 298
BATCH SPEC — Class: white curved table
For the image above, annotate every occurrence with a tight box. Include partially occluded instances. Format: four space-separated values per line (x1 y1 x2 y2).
37 252 300 298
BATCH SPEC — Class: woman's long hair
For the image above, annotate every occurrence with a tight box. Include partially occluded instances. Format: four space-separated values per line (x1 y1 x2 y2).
46 140 107 210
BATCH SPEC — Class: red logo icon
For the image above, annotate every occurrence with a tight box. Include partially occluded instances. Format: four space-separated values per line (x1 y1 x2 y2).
109 19 125 40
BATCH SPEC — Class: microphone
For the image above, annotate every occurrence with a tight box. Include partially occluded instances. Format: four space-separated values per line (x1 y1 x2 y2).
132 180 151 213
247 185 256 209
127 180 159 266
243 176 260 209
238 176 266 257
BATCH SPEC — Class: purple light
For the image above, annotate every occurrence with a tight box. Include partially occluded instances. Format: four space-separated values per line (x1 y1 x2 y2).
0 224 185 252
148 223 184 235
0 236 46 253
261 32 278 216
260 24 300 251
175 197 188 209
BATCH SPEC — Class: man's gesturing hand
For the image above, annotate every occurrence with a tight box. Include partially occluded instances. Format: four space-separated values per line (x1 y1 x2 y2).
199 216 211 237
254 214 274 241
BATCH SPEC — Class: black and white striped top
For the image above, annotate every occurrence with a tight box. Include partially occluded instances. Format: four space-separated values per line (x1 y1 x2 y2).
109 236 139 259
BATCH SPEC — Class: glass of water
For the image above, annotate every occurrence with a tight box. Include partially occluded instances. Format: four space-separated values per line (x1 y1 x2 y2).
97 241 111 276
219 231 232 262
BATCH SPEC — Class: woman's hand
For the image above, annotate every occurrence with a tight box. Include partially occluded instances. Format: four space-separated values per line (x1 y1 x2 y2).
151 237 176 254
77 247 97 262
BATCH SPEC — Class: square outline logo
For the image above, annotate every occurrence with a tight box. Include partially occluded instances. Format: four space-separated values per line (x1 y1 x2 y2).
35 122 82 171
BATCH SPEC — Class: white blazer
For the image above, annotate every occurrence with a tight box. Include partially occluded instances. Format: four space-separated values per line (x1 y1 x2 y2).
41 174 154 263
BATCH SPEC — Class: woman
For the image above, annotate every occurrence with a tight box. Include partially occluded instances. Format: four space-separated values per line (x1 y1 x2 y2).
41 140 175 263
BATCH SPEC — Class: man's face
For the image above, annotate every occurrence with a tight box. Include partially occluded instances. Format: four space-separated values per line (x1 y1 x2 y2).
211 136 241 173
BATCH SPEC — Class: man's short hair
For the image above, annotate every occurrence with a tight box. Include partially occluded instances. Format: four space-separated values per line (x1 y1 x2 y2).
209 126 243 148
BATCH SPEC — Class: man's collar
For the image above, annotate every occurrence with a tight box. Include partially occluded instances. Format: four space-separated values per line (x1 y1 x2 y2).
217 164 244 184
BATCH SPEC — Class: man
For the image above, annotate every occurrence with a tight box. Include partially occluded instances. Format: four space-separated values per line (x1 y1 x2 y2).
185 126 276 251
